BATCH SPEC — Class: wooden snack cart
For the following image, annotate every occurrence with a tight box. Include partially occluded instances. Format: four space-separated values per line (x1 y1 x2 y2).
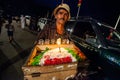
22 44 89 80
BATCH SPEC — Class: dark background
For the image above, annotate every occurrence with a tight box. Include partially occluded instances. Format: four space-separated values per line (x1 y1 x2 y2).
0 0 120 27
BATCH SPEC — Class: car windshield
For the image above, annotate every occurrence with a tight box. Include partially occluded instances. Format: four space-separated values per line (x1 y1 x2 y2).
71 21 101 47
98 23 120 47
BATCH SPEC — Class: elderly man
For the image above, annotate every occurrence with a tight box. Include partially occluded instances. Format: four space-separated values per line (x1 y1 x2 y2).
36 3 71 44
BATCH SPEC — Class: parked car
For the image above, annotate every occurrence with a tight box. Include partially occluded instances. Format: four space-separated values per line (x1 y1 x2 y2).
37 18 51 31
25 15 31 27
65 16 120 80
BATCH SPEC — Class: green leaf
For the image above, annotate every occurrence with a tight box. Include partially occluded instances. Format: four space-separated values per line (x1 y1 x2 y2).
31 47 49 66
65 48 81 61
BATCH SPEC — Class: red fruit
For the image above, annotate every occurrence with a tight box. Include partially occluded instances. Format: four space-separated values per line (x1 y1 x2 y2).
45 59 51 65
44 56 72 66
44 55 50 59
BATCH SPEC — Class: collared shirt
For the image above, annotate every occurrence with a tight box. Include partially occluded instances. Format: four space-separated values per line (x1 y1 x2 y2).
37 22 70 41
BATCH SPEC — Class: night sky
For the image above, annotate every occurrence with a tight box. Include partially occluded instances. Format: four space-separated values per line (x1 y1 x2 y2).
0 0 120 27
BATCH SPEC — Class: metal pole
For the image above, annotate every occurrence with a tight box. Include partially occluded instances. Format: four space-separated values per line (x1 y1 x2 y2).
46 11 49 18
61 0 64 4
114 15 120 29
76 6 81 19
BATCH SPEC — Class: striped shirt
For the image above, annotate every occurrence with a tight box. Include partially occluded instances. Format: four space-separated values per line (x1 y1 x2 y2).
37 22 70 42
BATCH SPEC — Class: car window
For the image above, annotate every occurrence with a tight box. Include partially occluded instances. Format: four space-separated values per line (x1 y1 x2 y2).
73 22 95 38
98 25 120 46
73 22 95 37
72 22 99 47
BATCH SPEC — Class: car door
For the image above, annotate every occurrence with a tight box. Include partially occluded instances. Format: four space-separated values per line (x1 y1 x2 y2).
69 21 101 61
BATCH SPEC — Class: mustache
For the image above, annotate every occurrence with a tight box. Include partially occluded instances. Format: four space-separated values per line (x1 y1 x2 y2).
59 18 65 21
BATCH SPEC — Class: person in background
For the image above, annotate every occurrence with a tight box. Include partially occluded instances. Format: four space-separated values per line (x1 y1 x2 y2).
36 3 71 44
5 20 15 42
20 15 25 29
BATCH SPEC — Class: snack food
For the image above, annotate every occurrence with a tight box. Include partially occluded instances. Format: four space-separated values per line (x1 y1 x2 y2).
30 47 83 66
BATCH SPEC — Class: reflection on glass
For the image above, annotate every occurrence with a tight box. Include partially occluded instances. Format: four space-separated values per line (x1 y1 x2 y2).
66 39 70 44
51 39 55 44
45 39 50 44
62 39 67 44
38 39 44 45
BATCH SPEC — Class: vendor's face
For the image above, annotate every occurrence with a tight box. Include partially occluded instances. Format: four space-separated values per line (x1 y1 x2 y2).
55 9 69 25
